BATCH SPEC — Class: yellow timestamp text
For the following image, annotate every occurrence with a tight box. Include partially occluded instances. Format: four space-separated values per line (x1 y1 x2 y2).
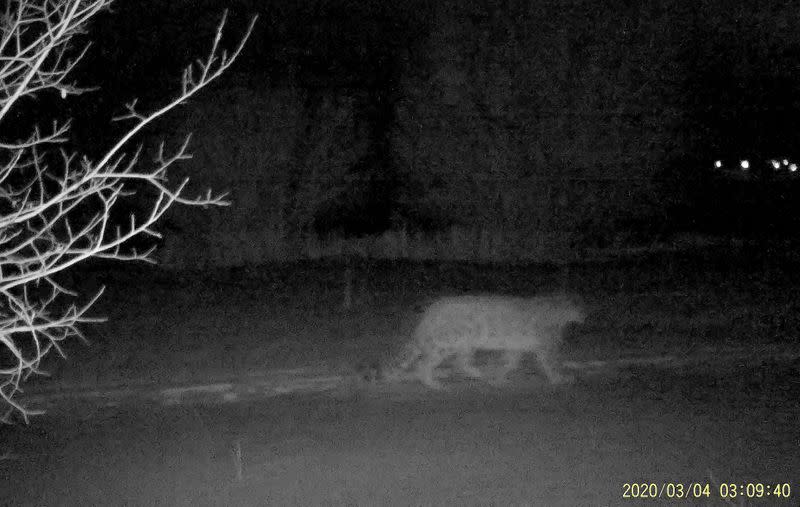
719 482 792 500
622 482 793 500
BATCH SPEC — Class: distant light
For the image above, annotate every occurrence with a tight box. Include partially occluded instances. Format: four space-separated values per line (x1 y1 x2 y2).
714 160 722 168
771 159 781 169
791 164 797 172
740 160 749 170
783 159 789 166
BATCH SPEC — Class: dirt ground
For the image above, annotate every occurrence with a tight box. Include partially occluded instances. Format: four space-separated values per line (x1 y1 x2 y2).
3 249 800 505
2 359 798 506
28 248 800 390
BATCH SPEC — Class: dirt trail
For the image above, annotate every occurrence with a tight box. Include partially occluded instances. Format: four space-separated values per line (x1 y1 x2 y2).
3 360 798 506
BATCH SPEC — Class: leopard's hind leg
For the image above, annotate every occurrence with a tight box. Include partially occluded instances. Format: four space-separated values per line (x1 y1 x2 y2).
412 346 449 389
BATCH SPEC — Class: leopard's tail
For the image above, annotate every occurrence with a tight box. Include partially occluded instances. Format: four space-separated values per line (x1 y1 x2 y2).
381 340 424 382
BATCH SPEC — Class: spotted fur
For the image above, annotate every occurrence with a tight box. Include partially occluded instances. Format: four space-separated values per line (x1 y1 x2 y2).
386 295 585 389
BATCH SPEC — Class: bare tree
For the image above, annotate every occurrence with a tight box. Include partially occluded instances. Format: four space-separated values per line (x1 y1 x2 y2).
0 0 256 422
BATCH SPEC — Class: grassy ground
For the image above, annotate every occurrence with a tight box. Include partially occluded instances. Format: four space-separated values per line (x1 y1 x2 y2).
2 360 798 505
30 245 800 391
4 246 799 504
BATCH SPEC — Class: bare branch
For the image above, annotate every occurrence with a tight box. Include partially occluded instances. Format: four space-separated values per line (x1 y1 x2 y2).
0 0 110 120
0 3 257 421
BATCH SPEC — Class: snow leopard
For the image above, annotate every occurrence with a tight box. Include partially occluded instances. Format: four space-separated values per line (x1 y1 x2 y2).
385 295 586 389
